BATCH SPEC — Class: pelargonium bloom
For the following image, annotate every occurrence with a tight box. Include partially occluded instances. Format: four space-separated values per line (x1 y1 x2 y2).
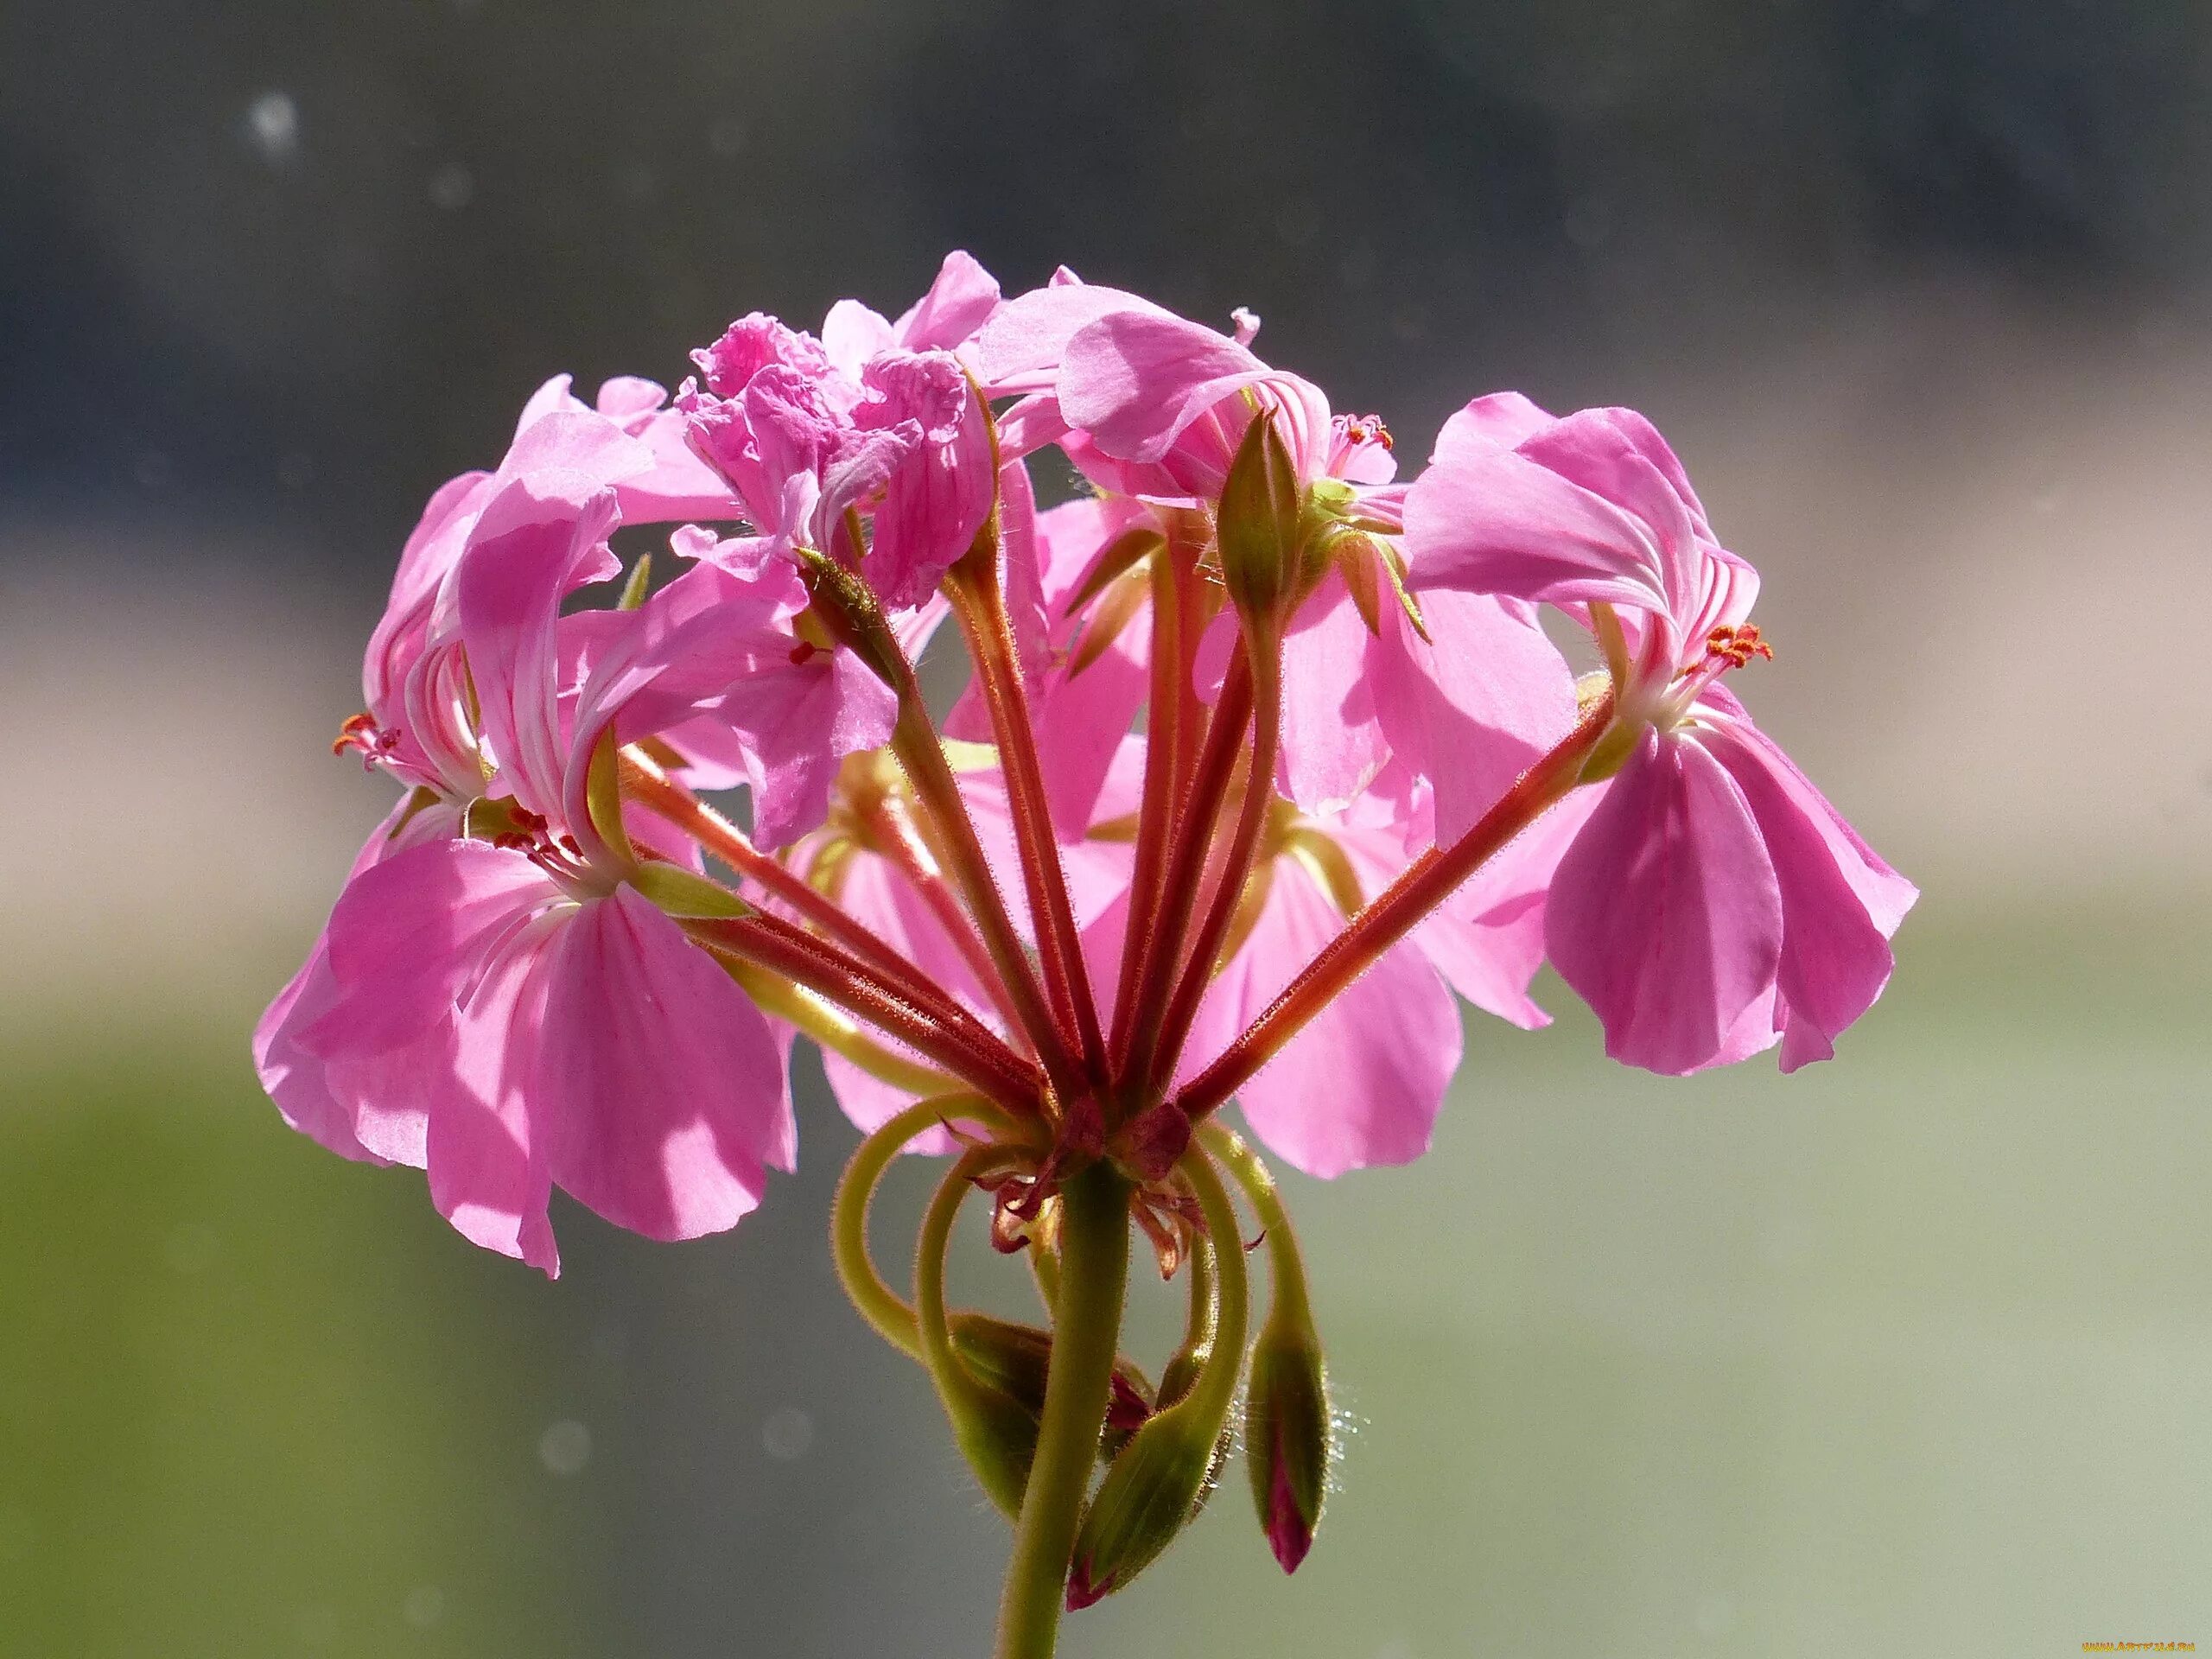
678 257 1007 610
1406 394 1917 1074
278 474 794 1272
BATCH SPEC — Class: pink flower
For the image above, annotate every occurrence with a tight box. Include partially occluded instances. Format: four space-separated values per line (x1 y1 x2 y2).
280 474 794 1273
679 258 1006 610
1406 396 1916 1073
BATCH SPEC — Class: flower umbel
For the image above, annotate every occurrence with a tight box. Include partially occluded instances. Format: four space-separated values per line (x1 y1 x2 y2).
257 256 1913 1658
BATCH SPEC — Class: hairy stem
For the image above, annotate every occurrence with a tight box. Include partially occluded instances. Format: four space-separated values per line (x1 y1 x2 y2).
1174 690 1617 1121
994 1161 1132 1659
688 911 1039 1114
1197 1123 1309 1329
1114 649 1255 1089
949 562 1109 1085
622 748 976 1034
831 1096 1016 1358
1146 638 1282 1093
1109 543 1186 1061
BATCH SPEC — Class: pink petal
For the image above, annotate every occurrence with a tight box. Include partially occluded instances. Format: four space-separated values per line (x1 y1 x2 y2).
1371 586 1579 844
1545 731 1784 1075
1699 712 1916 1071
1058 309 1267 464
974 280 1168 394
308 839 562 1061
537 887 793 1240
893 249 1002 353
428 913 563 1275
1404 402 1672 614
1186 861 1462 1178
855 351 994 608
820 299 899 382
1274 576 1387 816
457 474 623 819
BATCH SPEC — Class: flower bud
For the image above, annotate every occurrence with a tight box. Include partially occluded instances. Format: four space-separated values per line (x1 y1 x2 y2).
1065 1404 1230 1610
790 544 906 686
942 1369 1046 1521
1215 407 1301 627
1243 1319 1332 1573
948 1311 1155 1440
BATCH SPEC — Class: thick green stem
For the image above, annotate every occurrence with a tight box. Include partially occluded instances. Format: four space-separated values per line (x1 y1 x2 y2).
830 1097 1015 1360
994 1162 1132 1659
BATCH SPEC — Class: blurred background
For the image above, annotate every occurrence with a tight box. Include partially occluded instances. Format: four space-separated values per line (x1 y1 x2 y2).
4 2 2209 1655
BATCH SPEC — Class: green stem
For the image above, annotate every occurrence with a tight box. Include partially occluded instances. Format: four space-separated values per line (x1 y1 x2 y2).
1197 1123 1310 1329
914 1152 998 1414
1175 1148 1252 1423
994 1161 1132 1659
830 1097 1015 1360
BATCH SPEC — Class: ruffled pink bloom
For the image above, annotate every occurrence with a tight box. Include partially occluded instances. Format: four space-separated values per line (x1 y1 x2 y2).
1406 395 1917 1074
278 474 795 1273
679 257 1006 610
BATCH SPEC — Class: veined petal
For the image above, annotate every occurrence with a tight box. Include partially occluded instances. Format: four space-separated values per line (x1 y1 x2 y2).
1545 731 1783 1075
1371 586 1578 845
308 839 563 1061
537 887 793 1241
1274 575 1387 817
892 249 1002 353
1058 309 1277 467
974 279 1169 394
1404 404 1669 614
1699 710 1916 1071
428 910 563 1275
458 474 623 820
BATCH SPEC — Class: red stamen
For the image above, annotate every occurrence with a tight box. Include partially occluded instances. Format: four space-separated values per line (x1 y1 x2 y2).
1703 624 1774 671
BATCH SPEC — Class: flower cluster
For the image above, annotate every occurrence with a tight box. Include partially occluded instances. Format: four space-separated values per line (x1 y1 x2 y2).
257 252 1913 1653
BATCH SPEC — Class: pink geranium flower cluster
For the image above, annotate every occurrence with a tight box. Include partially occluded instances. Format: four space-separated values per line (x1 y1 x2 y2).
257 252 1912 1656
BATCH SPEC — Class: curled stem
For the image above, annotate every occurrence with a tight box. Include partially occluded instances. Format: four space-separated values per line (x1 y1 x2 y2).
1196 1123 1309 1329
832 1096 1015 1358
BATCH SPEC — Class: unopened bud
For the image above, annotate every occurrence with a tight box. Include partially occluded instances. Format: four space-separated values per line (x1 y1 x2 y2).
1243 1319 1331 1573
1215 407 1301 627
1065 1405 1231 1610
791 545 905 686
949 1311 1154 1440
942 1369 1045 1521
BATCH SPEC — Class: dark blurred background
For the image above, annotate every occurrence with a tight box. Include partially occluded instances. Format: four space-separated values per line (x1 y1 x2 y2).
4 4 2209 1656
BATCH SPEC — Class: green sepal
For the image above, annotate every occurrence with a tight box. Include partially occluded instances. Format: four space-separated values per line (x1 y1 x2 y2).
617 551 653 612
461 794 536 843
585 727 635 867
1062 525 1165 616
1216 408 1300 626
629 860 750 919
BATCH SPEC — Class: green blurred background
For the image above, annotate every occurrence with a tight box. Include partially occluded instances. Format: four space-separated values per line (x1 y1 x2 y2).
5 3 2210 1654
